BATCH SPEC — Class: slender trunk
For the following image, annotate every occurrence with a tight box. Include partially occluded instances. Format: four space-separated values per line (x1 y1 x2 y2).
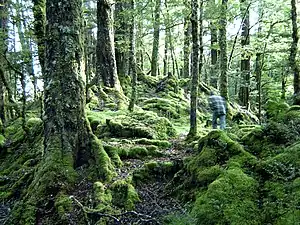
199 0 203 81
32 0 46 74
219 0 228 100
239 0 250 109
188 0 199 137
255 52 262 122
0 0 7 123
183 17 191 78
210 21 218 88
281 67 287 100
115 0 130 78
128 0 137 112
150 0 161 77
163 35 168 77
290 0 300 104
97 0 122 92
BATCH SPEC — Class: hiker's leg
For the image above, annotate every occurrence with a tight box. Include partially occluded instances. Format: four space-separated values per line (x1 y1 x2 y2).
220 114 226 130
212 112 218 129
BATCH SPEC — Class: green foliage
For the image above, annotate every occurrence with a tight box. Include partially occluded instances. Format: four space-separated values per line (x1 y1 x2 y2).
265 99 290 121
55 193 73 221
93 181 112 211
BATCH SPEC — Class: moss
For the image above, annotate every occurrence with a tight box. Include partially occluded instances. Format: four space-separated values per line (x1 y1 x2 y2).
55 193 73 221
265 99 290 121
192 167 260 225
110 179 139 210
134 138 171 148
93 181 112 211
0 134 5 147
128 146 149 158
133 161 180 184
90 136 115 181
103 145 122 167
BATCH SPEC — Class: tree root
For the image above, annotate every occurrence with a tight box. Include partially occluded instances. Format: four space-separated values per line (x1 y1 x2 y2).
70 195 161 224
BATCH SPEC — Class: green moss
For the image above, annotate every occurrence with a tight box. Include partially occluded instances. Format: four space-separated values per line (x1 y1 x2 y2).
133 161 179 184
110 179 139 210
128 146 149 158
55 193 73 220
192 167 260 225
90 136 115 181
0 134 5 147
93 181 112 211
134 138 171 148
103 145 122 167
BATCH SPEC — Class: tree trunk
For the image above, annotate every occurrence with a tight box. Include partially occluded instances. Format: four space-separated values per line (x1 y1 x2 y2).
188 0 199 137
183 17 191 78
128 0 137 112
239 0 250 109
199 0 204 81
115 0 130 79
0 0 8 123
219 0 229 100
210 21 218 88
255 52 262 122
150 0 161 77
11 0 112 223
290 0 300 104
32 0 46 74
97 0 122 92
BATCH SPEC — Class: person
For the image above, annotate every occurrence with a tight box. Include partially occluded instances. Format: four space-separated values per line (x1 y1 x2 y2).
208 91 226 130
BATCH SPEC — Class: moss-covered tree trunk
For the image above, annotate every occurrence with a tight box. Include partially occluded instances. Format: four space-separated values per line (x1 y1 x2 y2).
199 0 203 81
97 0 122 92
115 0 130 79
239 0 250 109
128 0 137 112
10 0 113 223
183 17 191 78
188 0 199 137
0 0 7 123
150 0 161 77
290 0 300 105
210 21 218 88
32 0 46 74
219 0 228 100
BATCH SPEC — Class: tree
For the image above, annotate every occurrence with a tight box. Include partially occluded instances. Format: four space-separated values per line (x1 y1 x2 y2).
32 0 46 74
183 16 191 78
150 0 161 77
128 0 137 112
188 0 199 136
12 0 110 223
96 0 122 92
290 0 300 104
219 0 228 100
239 0 250 109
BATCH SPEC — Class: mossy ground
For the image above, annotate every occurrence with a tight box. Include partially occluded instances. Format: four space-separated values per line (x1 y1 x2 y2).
2 74 299 224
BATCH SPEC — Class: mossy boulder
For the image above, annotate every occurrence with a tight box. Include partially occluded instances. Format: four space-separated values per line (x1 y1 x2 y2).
192 166 260 225
96 111 176 140
93 181 112 211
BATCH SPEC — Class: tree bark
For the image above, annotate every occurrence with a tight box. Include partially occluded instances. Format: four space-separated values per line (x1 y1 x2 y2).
290 0 300 104
150 0 161 77
219 0 229 100
188 0 199 137
97 0 122 92
0 0 8 123
210 21 218 88
183 17 191 78
128 0 137 112
115 0 130 79
239 0 250 109
32 0 46 74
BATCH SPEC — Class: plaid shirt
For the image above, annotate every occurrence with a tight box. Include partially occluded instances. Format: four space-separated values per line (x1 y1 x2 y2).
209 95 226 115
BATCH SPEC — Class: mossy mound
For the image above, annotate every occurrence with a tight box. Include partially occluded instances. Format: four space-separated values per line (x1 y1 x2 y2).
242 122 298 158
192 166 260 225
141 97 188 119
265 99 290 121
96 110 176 140
110 179 140 210
133 160 182 185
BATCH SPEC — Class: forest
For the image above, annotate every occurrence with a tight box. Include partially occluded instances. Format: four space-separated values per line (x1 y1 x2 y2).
1 0 300 224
